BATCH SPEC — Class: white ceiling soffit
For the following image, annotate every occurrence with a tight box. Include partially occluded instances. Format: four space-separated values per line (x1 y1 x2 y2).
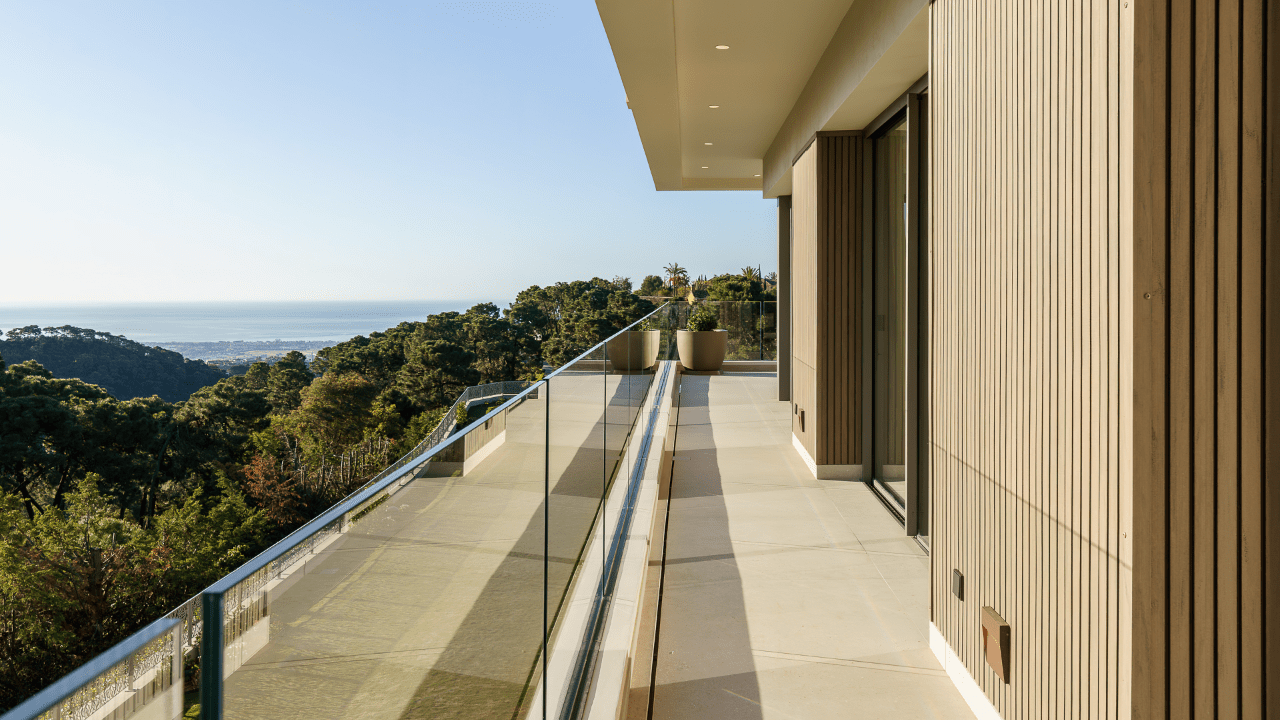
764 3 929 197
597 0 928 196
598 0 854 192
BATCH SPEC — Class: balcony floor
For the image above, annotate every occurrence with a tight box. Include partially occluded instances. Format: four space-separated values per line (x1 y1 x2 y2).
652 374 974 719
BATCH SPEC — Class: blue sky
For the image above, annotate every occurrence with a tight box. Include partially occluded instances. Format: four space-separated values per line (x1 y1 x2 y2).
0 1 775 305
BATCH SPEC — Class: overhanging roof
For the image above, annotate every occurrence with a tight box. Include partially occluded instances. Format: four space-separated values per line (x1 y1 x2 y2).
596 0 928 197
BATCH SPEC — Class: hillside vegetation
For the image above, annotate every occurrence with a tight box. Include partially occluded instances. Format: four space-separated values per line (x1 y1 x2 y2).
0 326 227 402
0 277 654 710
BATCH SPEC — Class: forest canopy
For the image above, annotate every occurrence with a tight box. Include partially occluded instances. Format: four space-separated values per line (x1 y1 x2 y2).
0 277 655 710
0 326 228 403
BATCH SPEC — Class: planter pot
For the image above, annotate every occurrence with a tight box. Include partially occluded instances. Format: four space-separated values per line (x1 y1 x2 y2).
676 329 728 371
606 330 661 371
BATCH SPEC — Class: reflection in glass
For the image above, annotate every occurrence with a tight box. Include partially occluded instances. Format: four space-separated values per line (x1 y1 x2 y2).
192 305 672 720
873 114 908 506
219 392 549 720
669 301 778 360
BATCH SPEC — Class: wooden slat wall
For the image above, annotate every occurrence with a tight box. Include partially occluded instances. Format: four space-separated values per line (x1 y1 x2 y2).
1129 0 1277 718
815 133 864 467
790 136 864 468
792 144 818 460
929 0 1123 717
932 0 1276 717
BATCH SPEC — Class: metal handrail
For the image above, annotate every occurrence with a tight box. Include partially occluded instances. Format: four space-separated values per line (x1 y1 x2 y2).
418 380 533 458
347 379 533 498
541 303 671 383
199 303 673 716
165 593 202 658
0 617 179 720
6 302 676 720
202 303 669 601
666 300 777 360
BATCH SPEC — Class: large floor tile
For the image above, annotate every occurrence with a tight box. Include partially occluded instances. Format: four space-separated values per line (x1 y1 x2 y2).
650 374 975 720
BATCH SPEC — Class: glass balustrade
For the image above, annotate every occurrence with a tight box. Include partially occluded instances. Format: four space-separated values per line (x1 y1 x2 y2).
669 301 777 360
1 617 183 720
0 303 677 720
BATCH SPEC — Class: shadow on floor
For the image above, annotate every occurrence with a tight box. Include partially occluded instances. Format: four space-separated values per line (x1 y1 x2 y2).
398 376 654 719
650 375 764 720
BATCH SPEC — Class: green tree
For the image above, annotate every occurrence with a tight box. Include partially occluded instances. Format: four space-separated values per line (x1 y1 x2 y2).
0 326 226 402
663 262 688 288
238 362 270 391
397 340 479 411
0 359 113 517
0 475 264 710
463 303 525 384
267 351 313 414
638 275 664 296
706 273 765 301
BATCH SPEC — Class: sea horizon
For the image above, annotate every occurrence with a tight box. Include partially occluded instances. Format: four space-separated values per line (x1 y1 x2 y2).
0 299 497 347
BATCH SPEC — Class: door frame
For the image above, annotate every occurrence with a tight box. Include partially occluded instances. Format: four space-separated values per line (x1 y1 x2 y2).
862 75 930 539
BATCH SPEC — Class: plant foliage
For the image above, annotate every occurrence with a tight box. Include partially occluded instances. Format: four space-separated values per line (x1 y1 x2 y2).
0 277 658 711
687 302 720 332
0 326 227 402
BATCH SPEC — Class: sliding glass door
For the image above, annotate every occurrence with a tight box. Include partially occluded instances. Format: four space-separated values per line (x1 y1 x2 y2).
867 91 928 543
871 113 909 510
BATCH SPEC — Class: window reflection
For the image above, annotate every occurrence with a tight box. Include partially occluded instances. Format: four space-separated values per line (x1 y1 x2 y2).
873 114 908 507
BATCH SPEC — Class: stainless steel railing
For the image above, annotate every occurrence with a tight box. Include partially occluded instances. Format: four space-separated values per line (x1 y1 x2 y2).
3 303 677 720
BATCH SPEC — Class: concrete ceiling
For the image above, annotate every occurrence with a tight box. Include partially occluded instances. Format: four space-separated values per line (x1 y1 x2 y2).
597 0 927 195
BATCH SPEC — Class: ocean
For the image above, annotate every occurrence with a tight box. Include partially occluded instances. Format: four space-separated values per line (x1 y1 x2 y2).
0 300 486 346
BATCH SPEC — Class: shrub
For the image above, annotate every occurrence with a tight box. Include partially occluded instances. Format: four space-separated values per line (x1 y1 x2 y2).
687 303 720 332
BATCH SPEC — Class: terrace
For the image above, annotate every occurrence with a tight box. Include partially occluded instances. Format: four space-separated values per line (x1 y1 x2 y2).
632 372 972 719
5 304 971 720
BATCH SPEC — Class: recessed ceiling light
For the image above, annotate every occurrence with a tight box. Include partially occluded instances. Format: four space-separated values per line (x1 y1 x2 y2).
702 166 709 169
704 142 713 146
754 174 761 177
715 45 730 50
709 105 720 109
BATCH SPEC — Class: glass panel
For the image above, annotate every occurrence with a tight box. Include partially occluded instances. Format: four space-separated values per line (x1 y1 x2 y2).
656 303 678 362
669 301 777 362
218 386 548 720
873 114 909 507
760 301 778 361
540 322 660 715
720 302 754 360
15 305 675 720
543 345 608 661
6 618 182 720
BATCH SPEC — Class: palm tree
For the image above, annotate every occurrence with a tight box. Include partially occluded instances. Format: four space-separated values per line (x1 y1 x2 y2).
664 262 688 287
741 266 761 281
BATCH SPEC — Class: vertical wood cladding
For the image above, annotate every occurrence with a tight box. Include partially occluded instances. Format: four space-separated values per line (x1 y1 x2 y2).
931 0 1276 717
1130 0 1277 718
790 135 864 467
792 144 819 459
930 0 1123 717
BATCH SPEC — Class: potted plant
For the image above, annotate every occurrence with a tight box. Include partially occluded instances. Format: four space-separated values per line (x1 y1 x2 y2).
676 302 728 371
607 318 661 371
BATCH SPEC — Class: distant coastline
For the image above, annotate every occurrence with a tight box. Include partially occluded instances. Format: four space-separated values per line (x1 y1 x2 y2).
0 300 491 350
156 339 334 364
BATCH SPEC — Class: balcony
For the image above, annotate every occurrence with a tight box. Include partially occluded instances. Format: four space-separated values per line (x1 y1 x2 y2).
5 304 973 720
633 372 974 719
